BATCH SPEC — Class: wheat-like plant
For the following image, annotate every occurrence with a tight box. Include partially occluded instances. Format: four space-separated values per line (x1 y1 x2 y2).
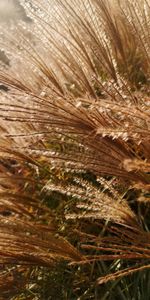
0 0 150 298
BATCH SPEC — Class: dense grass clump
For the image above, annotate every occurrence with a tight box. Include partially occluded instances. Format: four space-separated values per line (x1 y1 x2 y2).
0 0 150 298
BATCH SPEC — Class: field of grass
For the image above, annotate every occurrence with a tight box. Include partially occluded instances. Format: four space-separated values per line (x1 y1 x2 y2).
0 0 150 299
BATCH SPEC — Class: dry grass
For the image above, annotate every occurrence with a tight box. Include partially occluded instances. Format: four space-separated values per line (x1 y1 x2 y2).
0 0 149 297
